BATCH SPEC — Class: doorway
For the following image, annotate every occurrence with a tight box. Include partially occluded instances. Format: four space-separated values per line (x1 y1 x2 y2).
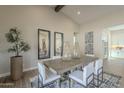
103 24 124 59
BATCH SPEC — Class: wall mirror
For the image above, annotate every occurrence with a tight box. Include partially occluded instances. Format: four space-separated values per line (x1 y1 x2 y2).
54 32 64 56
38 29 50 59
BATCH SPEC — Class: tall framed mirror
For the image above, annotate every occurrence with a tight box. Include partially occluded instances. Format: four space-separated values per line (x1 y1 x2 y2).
38 29 51 59
54 32 64 56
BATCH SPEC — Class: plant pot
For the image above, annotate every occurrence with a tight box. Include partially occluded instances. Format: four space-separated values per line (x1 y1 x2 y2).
10 56 23 81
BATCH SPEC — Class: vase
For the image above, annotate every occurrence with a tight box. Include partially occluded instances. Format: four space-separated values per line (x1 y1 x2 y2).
62 41 72 60
72 32 81 59
11 56 23 80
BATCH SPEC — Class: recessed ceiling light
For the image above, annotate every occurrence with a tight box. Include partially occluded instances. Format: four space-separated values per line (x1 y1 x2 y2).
77 11 80 15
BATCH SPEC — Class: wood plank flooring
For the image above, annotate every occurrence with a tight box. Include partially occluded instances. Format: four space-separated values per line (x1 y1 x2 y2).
0 69 38 88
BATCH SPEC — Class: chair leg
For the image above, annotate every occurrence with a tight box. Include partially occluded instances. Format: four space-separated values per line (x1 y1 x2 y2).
70 78 73 88
38 77 44 88
92 74 95 87
69 78 73 88
38 76 40 88
31 82 33 88
97 74 99 87
96 73 104 88
59 79 61 88
56 79 61 88
69 78 71 88
98 70 103 87
102 70 103 82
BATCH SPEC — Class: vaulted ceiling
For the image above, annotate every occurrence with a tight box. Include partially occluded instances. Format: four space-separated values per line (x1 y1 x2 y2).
52 5 124 25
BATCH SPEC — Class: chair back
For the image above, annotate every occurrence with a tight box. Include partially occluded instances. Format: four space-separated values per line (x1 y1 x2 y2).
83 62 94 85
38 63 46 82
42 58 53 62
95 59 103 74
52 56 61 60
85 54 95 57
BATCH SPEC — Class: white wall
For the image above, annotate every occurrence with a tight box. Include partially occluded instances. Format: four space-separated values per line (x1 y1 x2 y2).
0 5 79 76
79 10 124 58
111 29 124 45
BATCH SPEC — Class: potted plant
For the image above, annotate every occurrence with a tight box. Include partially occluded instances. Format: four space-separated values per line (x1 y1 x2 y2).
5 27 30 80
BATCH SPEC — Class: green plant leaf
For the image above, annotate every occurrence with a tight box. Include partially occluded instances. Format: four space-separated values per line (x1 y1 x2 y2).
5 27 30 56
8 47 16 52
20 41 30 52
5 33 16 43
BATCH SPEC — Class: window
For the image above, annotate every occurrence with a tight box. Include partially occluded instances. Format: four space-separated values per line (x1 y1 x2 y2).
85 32 94 55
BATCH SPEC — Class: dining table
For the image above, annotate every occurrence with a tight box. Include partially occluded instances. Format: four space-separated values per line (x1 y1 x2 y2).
42 56 99 75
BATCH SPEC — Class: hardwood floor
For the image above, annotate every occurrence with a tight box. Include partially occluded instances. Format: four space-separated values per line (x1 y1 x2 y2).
0 58 124 88
0 69 38 88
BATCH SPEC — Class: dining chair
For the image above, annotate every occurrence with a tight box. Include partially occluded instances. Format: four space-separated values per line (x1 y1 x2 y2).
69 62 94 88
38 62 61 88
94 59 103 87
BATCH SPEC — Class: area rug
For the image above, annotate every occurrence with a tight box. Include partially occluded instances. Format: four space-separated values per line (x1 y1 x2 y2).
99 72 121 88
30 72 122 88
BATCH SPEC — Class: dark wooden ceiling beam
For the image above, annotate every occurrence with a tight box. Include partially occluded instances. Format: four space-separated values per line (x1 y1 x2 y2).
55 5 65 12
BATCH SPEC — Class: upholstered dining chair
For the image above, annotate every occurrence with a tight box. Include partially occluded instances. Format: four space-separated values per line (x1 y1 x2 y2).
69 62 94 88
38 62 61 88
94 59 103 87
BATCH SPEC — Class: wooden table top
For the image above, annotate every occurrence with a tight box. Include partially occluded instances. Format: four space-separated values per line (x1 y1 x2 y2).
42 56 98 75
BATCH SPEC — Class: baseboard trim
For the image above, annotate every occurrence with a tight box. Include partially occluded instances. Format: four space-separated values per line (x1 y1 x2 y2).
23 66 37 72
0 66 38 78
